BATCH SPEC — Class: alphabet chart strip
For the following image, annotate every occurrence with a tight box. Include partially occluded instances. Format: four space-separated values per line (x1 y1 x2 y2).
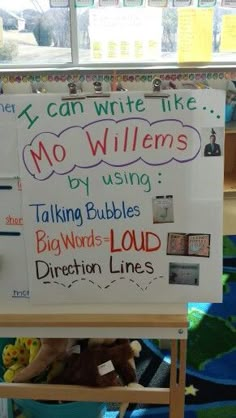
15 91 225 305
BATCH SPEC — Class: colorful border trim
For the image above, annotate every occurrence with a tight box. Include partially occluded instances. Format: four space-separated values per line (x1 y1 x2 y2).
0 72 228 83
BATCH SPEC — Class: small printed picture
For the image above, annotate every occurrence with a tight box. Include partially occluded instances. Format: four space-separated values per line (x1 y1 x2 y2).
202 127 224 157
169 262 200 286
152 195 174 224
167 233 210 257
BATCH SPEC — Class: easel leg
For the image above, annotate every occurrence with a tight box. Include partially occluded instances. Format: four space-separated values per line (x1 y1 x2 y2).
169 339 187 418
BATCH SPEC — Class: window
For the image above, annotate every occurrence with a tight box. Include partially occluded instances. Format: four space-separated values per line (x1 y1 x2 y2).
0 0 71 65
77 0 236 64
0 0 235 67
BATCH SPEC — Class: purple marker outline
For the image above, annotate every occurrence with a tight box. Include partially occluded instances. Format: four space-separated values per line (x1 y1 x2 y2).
22 117 201 181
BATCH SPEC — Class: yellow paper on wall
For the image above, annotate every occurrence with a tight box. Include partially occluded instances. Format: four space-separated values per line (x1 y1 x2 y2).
178 8 213 63
220 15 236 52
92 41 102 59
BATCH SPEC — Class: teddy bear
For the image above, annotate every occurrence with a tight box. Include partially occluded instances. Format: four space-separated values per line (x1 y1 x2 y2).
12 338 129 383
12 337 142 390
50 339 141 387
50 339 142 418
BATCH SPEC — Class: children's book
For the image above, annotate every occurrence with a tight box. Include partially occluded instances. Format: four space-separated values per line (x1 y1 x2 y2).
167 233 210 257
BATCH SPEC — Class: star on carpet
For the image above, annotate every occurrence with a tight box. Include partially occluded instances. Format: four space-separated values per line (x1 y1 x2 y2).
185 384 199 396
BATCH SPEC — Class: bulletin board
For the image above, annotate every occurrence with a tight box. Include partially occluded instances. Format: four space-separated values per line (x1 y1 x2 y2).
0 90 224 311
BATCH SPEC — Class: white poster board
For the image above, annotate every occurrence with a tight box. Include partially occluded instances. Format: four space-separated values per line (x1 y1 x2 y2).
15 90 224 305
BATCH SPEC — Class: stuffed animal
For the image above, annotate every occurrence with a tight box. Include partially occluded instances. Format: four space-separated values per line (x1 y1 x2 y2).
2 337 41 383
13 338 76 383
12 338 122 383
3 364 25 383
50 339 141 387
88 338 118 347
50 339 142 418
3 337 40 368
3 344 28 369
12 337 141 388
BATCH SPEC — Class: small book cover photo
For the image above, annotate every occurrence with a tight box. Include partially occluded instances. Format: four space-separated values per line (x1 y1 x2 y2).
152 195 174 224
167 233 210 257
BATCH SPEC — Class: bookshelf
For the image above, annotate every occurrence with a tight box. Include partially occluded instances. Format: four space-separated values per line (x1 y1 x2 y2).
0 314 188 418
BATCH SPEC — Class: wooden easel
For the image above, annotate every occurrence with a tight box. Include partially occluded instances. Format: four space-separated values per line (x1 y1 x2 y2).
0 313 187 418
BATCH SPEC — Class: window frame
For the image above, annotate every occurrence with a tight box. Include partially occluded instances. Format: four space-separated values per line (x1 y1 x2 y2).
0 0 235 72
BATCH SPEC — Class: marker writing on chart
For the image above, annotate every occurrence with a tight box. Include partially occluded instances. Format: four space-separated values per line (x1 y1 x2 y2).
0 185 12 190
12 294 30 299
0 231 21 236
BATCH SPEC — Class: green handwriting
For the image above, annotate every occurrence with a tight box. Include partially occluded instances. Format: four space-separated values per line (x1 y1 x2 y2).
161 94 197 112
